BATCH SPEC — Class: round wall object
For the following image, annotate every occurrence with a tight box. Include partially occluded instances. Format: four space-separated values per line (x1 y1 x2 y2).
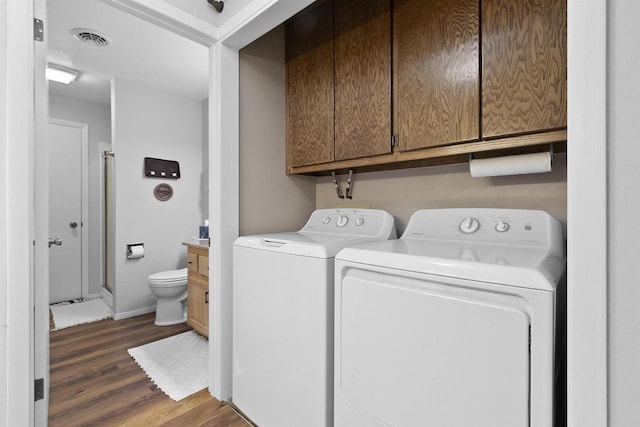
154 183 173 201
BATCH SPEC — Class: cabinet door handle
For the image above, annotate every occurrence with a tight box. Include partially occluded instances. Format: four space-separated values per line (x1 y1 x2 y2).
205 291 209 304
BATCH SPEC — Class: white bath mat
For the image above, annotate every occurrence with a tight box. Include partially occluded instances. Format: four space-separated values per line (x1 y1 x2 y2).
127 331 209 401
50 298 112 330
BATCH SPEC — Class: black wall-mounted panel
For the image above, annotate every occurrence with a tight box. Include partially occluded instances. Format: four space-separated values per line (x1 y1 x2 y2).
144 157 181 179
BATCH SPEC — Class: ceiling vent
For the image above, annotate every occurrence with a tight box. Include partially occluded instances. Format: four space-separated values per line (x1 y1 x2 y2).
72 28 111 47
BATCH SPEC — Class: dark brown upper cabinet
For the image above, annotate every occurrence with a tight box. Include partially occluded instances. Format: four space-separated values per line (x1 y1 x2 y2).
285 0 567 175
286 0 335 168
334 0 392 161
394 0 480 152
481 0 567 138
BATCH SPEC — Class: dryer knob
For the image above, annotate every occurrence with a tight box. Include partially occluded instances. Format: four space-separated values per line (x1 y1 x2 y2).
355 217 365 226
495 221 510 232
459 217 480 234
322 216 331 225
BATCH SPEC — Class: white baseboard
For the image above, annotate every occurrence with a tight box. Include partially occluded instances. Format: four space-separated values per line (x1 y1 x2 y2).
113 305 156 320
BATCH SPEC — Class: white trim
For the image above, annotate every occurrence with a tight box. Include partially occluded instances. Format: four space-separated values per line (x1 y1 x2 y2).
217 0 315 49
99 0 218 46
4 0 36 424
49 118 90 301
210 41 239 401
0 1 7 420
33 0 49 423
567 0 608 426
112 305 155 320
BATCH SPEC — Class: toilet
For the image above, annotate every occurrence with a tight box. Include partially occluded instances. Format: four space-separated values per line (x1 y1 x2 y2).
148 268 188 326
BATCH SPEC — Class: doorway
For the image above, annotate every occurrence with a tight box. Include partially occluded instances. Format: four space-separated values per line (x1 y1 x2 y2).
47 119 89 303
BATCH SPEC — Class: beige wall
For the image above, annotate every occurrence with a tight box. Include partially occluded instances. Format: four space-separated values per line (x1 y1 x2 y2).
239 25 316 236
317 154 567 235
240 26 566 237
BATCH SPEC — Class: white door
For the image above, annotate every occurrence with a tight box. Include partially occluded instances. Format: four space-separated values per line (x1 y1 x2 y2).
48 121 84 303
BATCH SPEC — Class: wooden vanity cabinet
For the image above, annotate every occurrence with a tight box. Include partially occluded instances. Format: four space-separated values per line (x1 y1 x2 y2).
394 0 480 152
185 244 209 337
481 0 567 138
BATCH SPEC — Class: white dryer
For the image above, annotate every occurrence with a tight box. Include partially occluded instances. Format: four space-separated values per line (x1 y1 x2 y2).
334 208 565 427
233 209 396 427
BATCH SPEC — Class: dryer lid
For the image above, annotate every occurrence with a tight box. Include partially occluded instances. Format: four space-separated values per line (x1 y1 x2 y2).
337 239 564 291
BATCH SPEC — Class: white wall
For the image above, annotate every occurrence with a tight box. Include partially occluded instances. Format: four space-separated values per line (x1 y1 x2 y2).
111 78 203 318
239 26 316 235
608 1 640 424
49 94 111 296
317 155 567 235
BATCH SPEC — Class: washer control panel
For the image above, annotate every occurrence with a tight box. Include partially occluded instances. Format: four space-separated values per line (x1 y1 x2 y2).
301 209 396 239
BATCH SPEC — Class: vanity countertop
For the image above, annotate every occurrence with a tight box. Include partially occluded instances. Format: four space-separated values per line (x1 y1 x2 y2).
182 240 210 250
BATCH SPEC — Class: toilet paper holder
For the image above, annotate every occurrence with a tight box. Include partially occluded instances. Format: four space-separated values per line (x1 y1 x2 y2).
127 243 145 259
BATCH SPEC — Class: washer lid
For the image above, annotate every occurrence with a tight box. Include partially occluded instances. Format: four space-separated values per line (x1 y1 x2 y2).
149 268 188 282
234 233 386 259
337 239 565 291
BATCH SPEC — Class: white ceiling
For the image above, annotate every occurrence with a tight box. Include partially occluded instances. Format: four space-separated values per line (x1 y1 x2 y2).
47 0 211 105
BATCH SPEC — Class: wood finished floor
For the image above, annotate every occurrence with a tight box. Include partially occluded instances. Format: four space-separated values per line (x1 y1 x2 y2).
49 312 250 426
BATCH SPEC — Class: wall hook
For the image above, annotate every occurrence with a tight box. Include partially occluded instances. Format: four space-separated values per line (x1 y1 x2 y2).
345 170 354 199
331 171 344 199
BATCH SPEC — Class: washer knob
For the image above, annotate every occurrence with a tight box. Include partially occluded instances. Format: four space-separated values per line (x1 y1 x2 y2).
495 221 510 232
355 217 365 226
322 216 331 225
459 217 480 234
336 215 349 228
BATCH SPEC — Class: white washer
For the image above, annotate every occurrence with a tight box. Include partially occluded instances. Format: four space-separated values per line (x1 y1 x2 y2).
233 209 397 427
334 208 566 427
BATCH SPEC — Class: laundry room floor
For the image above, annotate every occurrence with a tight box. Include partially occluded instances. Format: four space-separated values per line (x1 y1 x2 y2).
49 312 250 426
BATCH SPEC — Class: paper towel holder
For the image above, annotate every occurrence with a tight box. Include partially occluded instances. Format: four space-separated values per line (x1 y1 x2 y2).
468 143 554 165
126 243 144 259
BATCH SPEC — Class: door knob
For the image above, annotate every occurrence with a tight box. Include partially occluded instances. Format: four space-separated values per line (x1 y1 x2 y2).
48 237 63 248
70 222 78 228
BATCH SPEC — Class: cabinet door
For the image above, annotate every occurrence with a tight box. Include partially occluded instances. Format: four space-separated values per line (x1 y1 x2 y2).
286 0 335 168
334 0 392 161
198 255 209 277
187 252 198 273
394 0 479 152
482 0 567 138
188 279 209 337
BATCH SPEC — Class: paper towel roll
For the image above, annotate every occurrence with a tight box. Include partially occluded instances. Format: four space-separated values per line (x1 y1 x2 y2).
127 244 145 259
469 152 552 178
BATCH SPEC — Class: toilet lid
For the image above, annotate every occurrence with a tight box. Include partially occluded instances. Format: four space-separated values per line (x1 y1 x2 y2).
149 268 188 282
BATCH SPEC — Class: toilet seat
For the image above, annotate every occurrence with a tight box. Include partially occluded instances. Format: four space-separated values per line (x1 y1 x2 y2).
148 268 188 286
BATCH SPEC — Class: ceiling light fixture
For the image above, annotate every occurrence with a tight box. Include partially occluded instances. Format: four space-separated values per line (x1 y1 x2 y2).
206 0 224 13
46 63 79 85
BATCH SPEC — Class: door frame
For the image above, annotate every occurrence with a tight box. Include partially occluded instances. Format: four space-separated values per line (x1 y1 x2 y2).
7 1 608 425
48 118 90 301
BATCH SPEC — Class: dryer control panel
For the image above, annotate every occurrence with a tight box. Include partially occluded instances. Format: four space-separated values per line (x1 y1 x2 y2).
403 208 563 255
